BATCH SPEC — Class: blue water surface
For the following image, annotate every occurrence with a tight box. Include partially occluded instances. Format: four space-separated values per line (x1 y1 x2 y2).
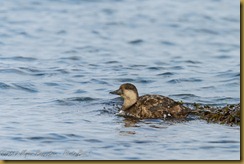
0 0 240 160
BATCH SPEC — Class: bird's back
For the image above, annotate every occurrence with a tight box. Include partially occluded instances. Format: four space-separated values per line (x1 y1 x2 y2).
125 94 190 119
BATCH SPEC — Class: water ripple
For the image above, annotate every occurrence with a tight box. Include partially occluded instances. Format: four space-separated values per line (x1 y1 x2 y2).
167 78 202 84
161 41 176 46
170 94 200 100
128 39 144 45
116 78 135 83
19 67 46 76
56 97 99 106
208 140 239 144
184 60 202 64
0 56 37 62
170 66 184 70
27 133 68 142
59 56 81 60
84 139 103 143
0 68 25 75
147 66 165 70
157 72 175 76
12 83 38 93
104 61 120 64
0 82 11 89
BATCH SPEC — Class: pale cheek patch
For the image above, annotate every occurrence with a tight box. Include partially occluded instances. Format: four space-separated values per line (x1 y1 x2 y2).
123 90 137 101
122 89 138 109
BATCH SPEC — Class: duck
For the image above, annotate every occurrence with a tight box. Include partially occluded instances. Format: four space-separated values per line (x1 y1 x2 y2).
110 83 190 119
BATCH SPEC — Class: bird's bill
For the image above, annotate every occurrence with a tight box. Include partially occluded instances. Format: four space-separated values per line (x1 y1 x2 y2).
109 88 122 95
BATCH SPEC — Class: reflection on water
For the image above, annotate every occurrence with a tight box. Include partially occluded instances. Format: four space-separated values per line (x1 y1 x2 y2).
0 0 240 160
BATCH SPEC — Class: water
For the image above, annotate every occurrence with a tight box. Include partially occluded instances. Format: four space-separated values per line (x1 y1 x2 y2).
0 0 240 160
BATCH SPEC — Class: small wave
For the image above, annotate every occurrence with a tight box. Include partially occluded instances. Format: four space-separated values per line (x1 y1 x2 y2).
184 60 202 64
161 41 176 46
89 64 99 67
90 79 109 85
56 30 67 35
168 79 182 84
170 66 184 70
169 94 200 100
186 97 240 107
27 136 49 140
104 60 120 64
56 97 99 106
65 133 83 138
193 28 219 35
103 97 123 105
215 70 239 78
218 77 239 83
201 86 215 89
135 79 154 84
13 83 38 93
215 55 231 59
222 17 239 23
147 66 165 70
157 72 174 76
115 78 153 84
17 31 34 38
208 140 239 144
133 140 155 144
128 39 144 45
0 82 11 89
44 82 59 86
0 68 25 75
102 8 115 15
55 69 69 74
11 137 27 142
74 89 87 94
235 73 240 77
167 78 202 84
154 61 168 65
84 139 103 143
129 64 147 68
119 131 136 135
167 23 180 28
73 74 85 78
218 48 232 53
0 56 37 62
27 133 68 142
116 78 135 83
18 67 46 76
67 97 98 102
59 56 81 60
214 97 239 102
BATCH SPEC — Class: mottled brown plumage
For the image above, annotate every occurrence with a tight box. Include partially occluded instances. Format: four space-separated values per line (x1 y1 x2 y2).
110 83 190 119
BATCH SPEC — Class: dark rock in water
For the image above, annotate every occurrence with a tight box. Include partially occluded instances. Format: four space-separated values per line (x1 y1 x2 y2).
192 103 240 126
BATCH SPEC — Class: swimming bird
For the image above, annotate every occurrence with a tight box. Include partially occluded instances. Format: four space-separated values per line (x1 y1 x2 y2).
110 83 190 119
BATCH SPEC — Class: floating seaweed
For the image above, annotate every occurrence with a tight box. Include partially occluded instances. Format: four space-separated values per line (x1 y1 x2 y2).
191 103 240 126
